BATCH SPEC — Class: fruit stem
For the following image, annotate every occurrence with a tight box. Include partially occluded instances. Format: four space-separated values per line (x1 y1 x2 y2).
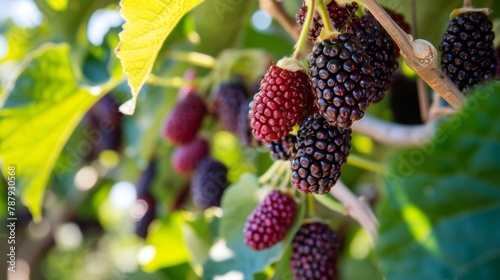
314 194 345 214
166 51 216 68
279 168 292 193
417 78 430 123
269 161 289 188
258 160 282 184
259 0 300 40
352 114 434 147
347 154 385 174
146 74 188 88
307 194 316 217
330 180 379 245
362 0 466 109
293 0 316 60
317 0 335 33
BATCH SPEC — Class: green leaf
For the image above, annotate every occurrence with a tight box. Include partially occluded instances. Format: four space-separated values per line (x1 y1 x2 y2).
203 173 305 279
115 0 204 115
377 81 500 280
0 44 102 220
142 212 190 272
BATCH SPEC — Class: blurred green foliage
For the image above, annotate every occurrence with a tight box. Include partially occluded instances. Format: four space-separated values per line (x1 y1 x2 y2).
378 82 500 280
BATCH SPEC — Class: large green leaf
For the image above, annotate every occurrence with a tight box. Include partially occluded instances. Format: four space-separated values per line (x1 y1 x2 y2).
377 81 500 280
115 0 204 115
0 44 103 220
202 173 305 279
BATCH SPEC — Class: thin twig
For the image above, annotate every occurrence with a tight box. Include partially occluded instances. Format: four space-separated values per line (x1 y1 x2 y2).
351 114 434 147
279 168 292 193
269 161 289 188
314 194 346 214
347 154 385 174
166 51 216 68
417 78 430 122
330 180 379 245
429 92 457 120
146 74 185 88
259 0 300 40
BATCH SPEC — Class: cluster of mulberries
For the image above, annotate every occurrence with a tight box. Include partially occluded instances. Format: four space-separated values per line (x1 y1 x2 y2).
243 4 411 263
161 71 229 210
248 4 412 197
